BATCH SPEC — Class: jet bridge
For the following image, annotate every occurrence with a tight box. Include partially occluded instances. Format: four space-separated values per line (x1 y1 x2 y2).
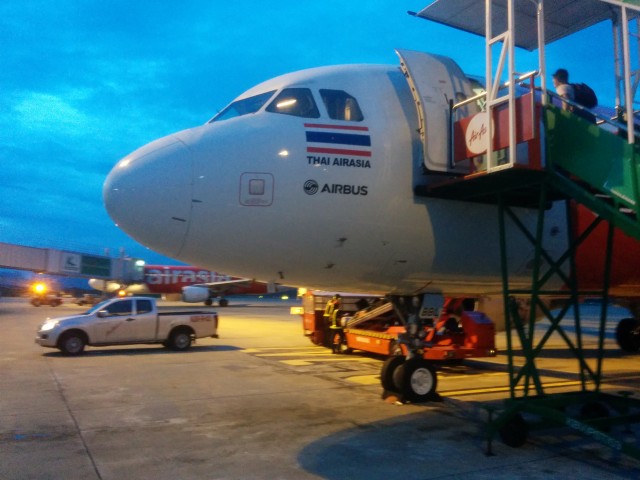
0 242 145 283
412 0 640 460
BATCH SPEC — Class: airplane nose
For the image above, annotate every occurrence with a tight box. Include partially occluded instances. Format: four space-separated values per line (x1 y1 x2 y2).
103 135 193 258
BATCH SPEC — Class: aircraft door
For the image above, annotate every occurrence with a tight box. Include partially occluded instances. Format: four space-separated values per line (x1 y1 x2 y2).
396 49 477 173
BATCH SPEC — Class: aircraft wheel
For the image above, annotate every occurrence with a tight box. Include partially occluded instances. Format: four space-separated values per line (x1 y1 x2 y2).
58 331 86 356
499 413 528 448
380 355 405 392
396 358 438 403
615 318 640 352
219 298 229 307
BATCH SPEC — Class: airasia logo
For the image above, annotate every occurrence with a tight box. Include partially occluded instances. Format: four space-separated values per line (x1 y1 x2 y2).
145 267 230 285
465 112 492 155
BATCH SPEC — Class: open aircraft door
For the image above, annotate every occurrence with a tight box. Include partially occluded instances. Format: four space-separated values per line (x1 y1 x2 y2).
396 49 478 173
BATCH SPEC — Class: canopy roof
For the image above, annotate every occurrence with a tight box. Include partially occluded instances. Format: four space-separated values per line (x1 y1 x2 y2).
413 0 640 51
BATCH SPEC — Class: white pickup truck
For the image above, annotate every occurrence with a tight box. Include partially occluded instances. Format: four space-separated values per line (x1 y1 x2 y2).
35 297 219 355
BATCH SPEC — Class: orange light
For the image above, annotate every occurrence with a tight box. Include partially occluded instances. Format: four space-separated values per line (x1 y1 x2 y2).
33 282 47 294
118 289 127 297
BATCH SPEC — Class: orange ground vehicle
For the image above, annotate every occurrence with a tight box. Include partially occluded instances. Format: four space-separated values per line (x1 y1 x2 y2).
298 291 496 361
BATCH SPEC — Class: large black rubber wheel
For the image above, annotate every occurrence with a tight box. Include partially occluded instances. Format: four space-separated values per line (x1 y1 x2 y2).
396 358 437 403
499 413 528 448
380 355 405 392
58 331 86 356
219 298 229 307
616 318 640 352
169 329 192 351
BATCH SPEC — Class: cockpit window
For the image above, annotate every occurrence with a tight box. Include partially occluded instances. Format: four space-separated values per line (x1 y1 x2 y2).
265 88 320 118
319 89 364 121
210 90 276 122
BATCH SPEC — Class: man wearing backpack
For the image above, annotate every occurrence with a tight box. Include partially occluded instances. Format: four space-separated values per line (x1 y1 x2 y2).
552 68 597 123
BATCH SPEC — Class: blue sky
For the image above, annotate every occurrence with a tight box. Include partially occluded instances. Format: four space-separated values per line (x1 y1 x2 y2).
1 1 613 266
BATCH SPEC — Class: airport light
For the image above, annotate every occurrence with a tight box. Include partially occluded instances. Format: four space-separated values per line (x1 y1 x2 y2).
33 282 47 295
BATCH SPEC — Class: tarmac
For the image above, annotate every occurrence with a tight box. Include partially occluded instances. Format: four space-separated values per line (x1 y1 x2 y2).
1 296 639 479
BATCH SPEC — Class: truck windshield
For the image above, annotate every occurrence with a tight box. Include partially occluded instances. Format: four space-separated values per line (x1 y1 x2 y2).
210 90 276 122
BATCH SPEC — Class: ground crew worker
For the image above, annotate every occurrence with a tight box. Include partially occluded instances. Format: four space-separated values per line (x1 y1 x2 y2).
323 294 343 353
323 294 342 328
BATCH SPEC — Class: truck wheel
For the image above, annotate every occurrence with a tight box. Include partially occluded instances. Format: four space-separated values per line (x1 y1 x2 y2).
219 298 229 307
616 318 640 352
31 299 41 307
380 355 405 392
169 329 192 351
396 358 437 403
59 331 86 355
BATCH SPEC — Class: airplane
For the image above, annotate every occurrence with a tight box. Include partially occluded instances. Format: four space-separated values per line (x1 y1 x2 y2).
102 43 640 400
89 265 285 306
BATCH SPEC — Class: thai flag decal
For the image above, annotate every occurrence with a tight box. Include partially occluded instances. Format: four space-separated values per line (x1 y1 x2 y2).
304 123 371 157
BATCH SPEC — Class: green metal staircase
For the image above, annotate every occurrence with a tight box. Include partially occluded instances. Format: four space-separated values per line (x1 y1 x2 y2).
486 108 640 458
545 105 640 241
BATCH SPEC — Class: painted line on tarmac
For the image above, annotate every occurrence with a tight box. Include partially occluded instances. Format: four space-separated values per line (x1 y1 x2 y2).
253 351 335 357
242 347 324 353
281 357 380 366
442 379 585 397
243 347 380 364
438 371 506 380
341 374 581 390
346 374 381 385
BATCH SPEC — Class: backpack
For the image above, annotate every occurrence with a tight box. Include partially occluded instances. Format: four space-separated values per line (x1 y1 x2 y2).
571 83 598 109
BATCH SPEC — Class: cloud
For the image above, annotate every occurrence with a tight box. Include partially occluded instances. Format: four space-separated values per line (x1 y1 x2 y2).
13 91 91 139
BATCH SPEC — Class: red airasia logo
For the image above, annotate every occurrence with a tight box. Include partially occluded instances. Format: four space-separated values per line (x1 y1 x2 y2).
145 266 231 286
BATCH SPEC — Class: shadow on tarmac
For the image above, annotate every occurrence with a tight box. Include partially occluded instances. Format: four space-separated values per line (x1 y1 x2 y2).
502 347 632 359
297 401 640 479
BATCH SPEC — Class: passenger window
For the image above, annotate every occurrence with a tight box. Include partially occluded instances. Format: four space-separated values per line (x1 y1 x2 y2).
319 89 364 121
106 300 133 316
266 88 320 118
210 90 276 122
137 300 153 314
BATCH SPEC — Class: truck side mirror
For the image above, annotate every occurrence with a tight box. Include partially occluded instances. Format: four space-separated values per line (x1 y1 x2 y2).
97 310 109 318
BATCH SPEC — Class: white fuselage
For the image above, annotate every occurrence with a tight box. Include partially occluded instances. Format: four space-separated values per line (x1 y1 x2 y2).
104 59 568 296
